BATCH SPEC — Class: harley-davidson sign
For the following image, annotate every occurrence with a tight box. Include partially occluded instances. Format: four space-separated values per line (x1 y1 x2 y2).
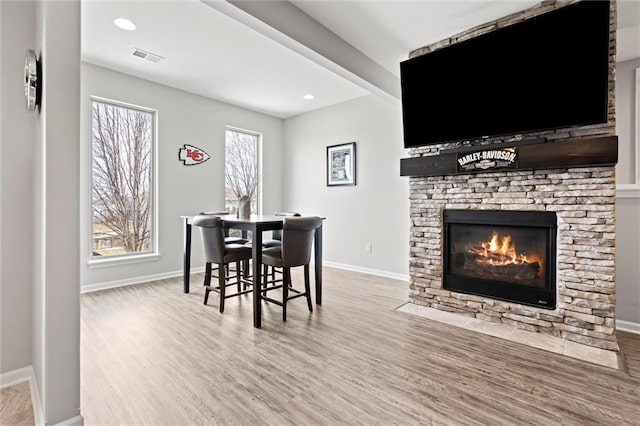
178 144 210 166
457 147 518 172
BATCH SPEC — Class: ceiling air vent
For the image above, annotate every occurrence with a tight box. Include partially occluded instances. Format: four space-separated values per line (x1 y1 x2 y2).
131 48 164 64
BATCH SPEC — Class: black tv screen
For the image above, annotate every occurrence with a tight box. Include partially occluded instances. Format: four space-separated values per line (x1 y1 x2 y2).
400 1 610 148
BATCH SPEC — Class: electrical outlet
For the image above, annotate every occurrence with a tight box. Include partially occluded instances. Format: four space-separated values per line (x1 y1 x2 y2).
365 243 372 253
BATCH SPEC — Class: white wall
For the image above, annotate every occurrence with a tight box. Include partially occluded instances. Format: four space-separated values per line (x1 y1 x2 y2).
615 197 639 325
0 0 34 375
616 58 640 326
80 63 284 288
283 95 409 278
34 1 83 423
616 58 640 184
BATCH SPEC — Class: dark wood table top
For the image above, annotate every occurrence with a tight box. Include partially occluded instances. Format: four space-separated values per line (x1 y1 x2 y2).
182 215 323 228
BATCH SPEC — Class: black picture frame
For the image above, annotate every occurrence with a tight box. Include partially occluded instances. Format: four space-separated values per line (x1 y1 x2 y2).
326 142 356 186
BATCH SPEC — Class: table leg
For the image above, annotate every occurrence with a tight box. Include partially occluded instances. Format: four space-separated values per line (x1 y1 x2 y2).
314 223 323 305
183 218 192 293
252 227 263 328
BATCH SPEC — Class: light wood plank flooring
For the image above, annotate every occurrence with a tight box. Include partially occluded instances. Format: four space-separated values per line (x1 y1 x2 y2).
81 267 640 425
0 381 34 425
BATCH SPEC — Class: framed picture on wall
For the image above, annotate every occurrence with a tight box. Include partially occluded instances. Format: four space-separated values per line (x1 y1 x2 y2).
327 142 356 186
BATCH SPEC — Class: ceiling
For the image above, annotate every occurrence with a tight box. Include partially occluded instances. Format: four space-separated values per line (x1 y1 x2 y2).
82 0 640 120
291 0 540 78
81 0 368 119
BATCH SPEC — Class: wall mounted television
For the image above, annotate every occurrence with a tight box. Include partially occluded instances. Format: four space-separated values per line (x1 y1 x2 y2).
400 1 611 148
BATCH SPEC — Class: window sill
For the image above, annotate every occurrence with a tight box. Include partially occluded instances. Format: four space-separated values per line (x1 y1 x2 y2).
88 253 161 269
617 184 640 198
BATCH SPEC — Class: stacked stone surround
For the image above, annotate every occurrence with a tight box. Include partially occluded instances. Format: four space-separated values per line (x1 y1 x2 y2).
409 168 618 351
407 1 619 352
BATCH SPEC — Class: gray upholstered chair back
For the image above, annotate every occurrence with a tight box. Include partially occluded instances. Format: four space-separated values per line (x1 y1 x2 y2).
281 216 322 267
193 215 226 264
273 212 301 241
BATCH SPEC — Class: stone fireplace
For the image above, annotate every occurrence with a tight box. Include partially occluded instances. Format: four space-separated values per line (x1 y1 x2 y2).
443 209 557 310
407 166 617 352
402 0 620 358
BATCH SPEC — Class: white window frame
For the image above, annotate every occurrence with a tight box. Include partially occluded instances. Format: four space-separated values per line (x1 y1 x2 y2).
88 96 159 268
225 126 263 215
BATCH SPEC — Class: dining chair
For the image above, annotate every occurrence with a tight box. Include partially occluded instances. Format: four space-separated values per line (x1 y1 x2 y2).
262 212 301 248
261 212 301 284
198 210 248 281
193 214 253 313
199 211 247 244
260 216 322 321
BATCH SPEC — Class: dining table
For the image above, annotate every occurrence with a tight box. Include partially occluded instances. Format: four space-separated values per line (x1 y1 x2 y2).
181 214 323 328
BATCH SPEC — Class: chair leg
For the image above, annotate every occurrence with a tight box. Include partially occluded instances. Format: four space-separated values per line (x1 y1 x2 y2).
304 264 313 312
219 263 226 313
236 261 242 292
204 262 212 287
282 268 290 321
263 265 269 297
204 263 213 305
243 260 249 290
243 260 249 279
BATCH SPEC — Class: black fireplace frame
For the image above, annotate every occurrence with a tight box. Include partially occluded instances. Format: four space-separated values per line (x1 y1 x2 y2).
443 210 557 310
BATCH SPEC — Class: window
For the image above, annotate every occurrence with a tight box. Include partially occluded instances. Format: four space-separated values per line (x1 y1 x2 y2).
225 128 260 215
91 99 156 258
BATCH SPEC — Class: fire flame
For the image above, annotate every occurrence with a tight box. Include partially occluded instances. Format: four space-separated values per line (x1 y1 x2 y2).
468 231 540 266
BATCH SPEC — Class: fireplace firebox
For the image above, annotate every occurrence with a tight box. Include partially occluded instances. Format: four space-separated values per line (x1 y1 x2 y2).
443 210 557 309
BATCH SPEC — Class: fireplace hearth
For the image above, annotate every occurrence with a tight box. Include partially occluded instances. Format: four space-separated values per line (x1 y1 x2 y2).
444 210 557 309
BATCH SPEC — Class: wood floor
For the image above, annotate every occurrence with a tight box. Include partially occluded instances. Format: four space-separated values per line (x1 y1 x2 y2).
81 267 640 425
0 381 34 425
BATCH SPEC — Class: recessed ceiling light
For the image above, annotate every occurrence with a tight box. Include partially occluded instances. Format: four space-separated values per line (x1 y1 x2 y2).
114 18 136 31
303 94 315 100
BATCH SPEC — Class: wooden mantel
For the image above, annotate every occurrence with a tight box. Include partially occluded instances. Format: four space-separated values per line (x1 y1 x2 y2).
400 136 618 178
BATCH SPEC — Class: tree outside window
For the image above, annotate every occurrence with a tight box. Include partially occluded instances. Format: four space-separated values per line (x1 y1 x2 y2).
91 99 155 257
225 129 260 216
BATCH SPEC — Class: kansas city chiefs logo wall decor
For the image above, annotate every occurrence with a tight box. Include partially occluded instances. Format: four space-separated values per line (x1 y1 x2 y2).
178 144 210 166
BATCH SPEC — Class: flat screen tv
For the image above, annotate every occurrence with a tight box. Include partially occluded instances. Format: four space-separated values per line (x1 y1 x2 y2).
400 1 610 148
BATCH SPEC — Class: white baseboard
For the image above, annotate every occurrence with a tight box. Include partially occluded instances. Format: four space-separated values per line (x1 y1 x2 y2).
54 414 84 426
30 370 44 426
0 366 31 388
0 366 44 425
323 261 409 282
81 267 205 293
83 262 408 293
617 319 640 334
